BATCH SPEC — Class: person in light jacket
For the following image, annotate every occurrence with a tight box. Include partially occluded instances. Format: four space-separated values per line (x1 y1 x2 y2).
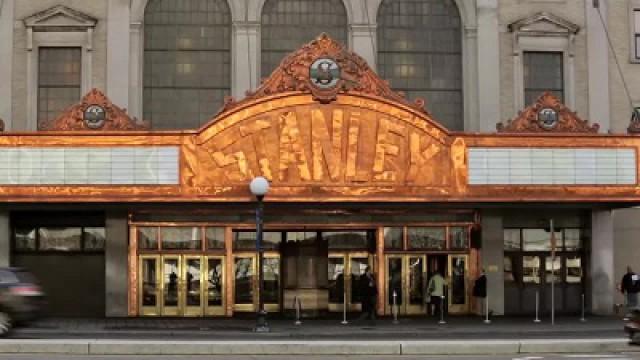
426 270 445 317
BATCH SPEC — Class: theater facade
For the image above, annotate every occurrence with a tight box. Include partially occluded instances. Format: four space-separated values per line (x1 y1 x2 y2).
2 35 638 318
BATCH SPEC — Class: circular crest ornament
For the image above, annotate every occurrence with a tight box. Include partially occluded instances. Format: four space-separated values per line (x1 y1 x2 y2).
310 58 340 89
537 107 558 130
83 105 106 129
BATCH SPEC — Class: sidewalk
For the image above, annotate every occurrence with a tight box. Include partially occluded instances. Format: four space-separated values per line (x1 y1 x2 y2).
1 316 635 355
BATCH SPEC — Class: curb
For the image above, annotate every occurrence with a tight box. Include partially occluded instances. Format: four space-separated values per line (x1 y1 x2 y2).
0 338 635 355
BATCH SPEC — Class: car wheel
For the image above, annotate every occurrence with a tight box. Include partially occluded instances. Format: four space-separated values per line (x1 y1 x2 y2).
0 312 12 337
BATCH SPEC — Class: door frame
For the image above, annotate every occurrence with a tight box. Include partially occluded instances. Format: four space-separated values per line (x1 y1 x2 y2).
328 252 373 312
138 255 161 316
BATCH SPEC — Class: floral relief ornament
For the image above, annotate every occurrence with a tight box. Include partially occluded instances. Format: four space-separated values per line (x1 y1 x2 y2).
41 88 149 131
496 92 599 133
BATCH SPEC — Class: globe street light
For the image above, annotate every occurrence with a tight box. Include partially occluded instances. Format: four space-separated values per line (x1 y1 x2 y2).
250 176 270 332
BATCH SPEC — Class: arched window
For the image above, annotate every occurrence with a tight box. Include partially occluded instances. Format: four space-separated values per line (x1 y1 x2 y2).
377 0 463 130
261 0 348 78
143 0 231 129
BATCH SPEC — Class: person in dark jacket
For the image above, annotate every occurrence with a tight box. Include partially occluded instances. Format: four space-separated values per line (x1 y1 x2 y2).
473 269 487 316
360 266 378 321
621 266 639 315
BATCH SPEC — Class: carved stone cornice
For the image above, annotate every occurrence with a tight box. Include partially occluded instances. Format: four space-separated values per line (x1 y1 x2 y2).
41 88 149 131
496 92 599 133
219 33 429 116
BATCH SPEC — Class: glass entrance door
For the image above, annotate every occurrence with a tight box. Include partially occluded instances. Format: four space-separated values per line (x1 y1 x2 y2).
385 255 427 315
448 255 469 313
138 255 225 316
233 253 281 312
328 253 372 312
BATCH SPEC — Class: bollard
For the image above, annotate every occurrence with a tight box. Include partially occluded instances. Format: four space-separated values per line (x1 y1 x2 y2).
580 293 586 322
341 289 348 325
392 290 399 324
533 290 541 323
438 295 446 325
483 295 491 324
293 296 302 326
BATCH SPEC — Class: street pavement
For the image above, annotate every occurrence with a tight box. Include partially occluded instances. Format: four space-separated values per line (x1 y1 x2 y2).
0 355 639 360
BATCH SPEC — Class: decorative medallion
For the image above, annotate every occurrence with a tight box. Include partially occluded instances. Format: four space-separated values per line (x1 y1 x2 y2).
497 92 599 134
218 33 430 116
537 107 558 130
41 88 149 131
309 58 340 89
83 105 106 129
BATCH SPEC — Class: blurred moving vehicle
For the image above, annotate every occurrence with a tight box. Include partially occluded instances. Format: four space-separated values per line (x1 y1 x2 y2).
0 268 45 336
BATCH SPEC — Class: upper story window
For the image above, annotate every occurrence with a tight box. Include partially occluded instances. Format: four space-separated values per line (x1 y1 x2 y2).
143 0 231 129
634 9 640 61
523 51 564 106
260 0 348 78
37 48 82 130
377 0 463 131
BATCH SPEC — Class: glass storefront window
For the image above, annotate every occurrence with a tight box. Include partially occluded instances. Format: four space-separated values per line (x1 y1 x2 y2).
564 229 582 251
83 227 105 250
233 231 281 250
205 227 225 250
38 227 82 251
324 231 370 250
545 256 562 283
383 227 403 250
138 227 158 250
161 227 201 250
566 256 582 284
522 256 541 284
407 227 445 249
14 228 36 251
449 227 468 249
504 229 521 250
522 229 561 251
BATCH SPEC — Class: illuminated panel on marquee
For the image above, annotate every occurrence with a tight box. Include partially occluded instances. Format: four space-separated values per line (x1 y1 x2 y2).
468 148 636 185
0 147 179 185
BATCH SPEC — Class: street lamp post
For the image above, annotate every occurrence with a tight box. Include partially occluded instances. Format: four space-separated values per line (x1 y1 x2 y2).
250 176 270 333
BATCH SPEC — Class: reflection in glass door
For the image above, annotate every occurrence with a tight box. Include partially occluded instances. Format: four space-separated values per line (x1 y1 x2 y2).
183 256 202 316
139 256 160 316
234 255 256 312
328 253 372 312
385 255 426 315
205 257 225 316
162 256 181 316
263 255 281 312
448 255 468 313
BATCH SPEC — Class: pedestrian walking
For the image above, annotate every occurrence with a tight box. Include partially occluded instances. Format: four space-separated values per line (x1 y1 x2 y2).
473 269 487 316
360 266 377 322
621 266 640 316
426 270 445 317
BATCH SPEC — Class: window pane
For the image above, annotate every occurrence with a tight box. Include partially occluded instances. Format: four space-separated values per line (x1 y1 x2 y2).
205 227 225 249
83 227 106 250
522 229 560 251
522 256 540 284
383 227 403 249
504 229 521 250
377 0 463 130
14 228 36 251
545 256 561 283
160 227 201 250
233 231 281 250
504 256 515 282
566 255 582 284
563 228 582 251
38 48 82 130
636 35 640 60
324 231 371 249
407 227 445 249
449 226 468 249
635 10 640 33
38 227 82 251
138 227 158 250
261 0 347 77
144 0 231 129
523 51 564 105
